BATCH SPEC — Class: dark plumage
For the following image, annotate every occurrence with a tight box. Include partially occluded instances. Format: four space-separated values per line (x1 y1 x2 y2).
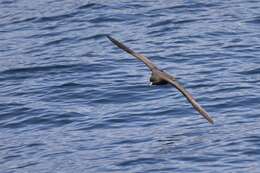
106 35 214 124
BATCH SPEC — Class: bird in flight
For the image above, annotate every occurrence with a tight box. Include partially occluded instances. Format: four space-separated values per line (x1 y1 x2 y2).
106 35 214 124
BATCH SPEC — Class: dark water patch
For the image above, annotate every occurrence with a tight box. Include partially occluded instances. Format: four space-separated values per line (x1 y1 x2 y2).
188 83 216 90
125 3 147 9
2 154 22 162
0 23 31 33
0 102 25 111
24 30 62 40
74 121 121 131
147 26 177 37
1 64 83 75
146 167 178 172
0 106 31 123
41 24 59 31
0 0 14 4
48 83 97 97
146 29 172 37
175 18 200 24
178 155 218 162
243 135 260 147
206 85 249 94
103 113 149 125
78 3 97 9
174 38 197 45
22 48 48 58
42 151 73 158
242 148 260 156
78 33 107 41
42 37 77 47
89 16 127 24
90 93 137 104
45 88 102 104
223 44 251 50
2 111 83 129
238 67 260 75
1 110 45 129
148 18 198 28
56 82 84 88
148 19 173 28
112 137 151 145
77 3 105 10
150 2 219 13
117 157 164 167
245 16 260 25
8 17 37 25
14 162 39 169
206 31 242 37
34 11 80 23
26 142 45 148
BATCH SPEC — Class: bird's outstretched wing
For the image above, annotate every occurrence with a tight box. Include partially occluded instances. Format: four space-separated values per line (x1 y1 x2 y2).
156 70 214 124
107 35 214 124
106 35 157 71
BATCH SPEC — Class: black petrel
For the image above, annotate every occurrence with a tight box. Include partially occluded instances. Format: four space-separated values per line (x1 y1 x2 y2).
107 35 214 124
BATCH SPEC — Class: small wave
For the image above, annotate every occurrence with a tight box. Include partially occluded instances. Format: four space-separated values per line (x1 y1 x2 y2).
148 19 173 28
9 17 37 25
57 82 83 88
89 16 126 24
245 16 260 24
34 11 79 23
148 18 197 28
117 157 164 166
1 64 82 75
238 67 260 75
43 37 74 47
77 3 105 10
2 111 85 129
1 0 13 4
223 44 250 49
78 34 107 41
78 3 97 9
49 82 86 91
150 2 218 13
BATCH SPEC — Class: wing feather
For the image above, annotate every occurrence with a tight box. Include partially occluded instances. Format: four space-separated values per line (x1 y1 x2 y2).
158 70 214 124
107 35 157 70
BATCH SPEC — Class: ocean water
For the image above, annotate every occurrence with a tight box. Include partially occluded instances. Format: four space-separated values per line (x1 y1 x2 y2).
1 0 260 172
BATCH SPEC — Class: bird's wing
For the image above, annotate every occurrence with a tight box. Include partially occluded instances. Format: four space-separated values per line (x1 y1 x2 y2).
157 70 214 124
107 35 157 71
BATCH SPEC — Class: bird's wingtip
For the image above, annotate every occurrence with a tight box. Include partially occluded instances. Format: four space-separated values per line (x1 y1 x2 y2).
206 116 214 125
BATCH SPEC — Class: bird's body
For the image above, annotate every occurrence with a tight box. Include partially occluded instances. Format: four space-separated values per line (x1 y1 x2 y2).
106 35 214 124
150 70 168 85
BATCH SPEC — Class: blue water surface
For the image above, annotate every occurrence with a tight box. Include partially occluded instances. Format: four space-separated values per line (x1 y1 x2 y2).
1 0 260 172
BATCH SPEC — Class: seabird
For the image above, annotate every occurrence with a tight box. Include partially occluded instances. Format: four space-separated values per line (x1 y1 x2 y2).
107 35 214 124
